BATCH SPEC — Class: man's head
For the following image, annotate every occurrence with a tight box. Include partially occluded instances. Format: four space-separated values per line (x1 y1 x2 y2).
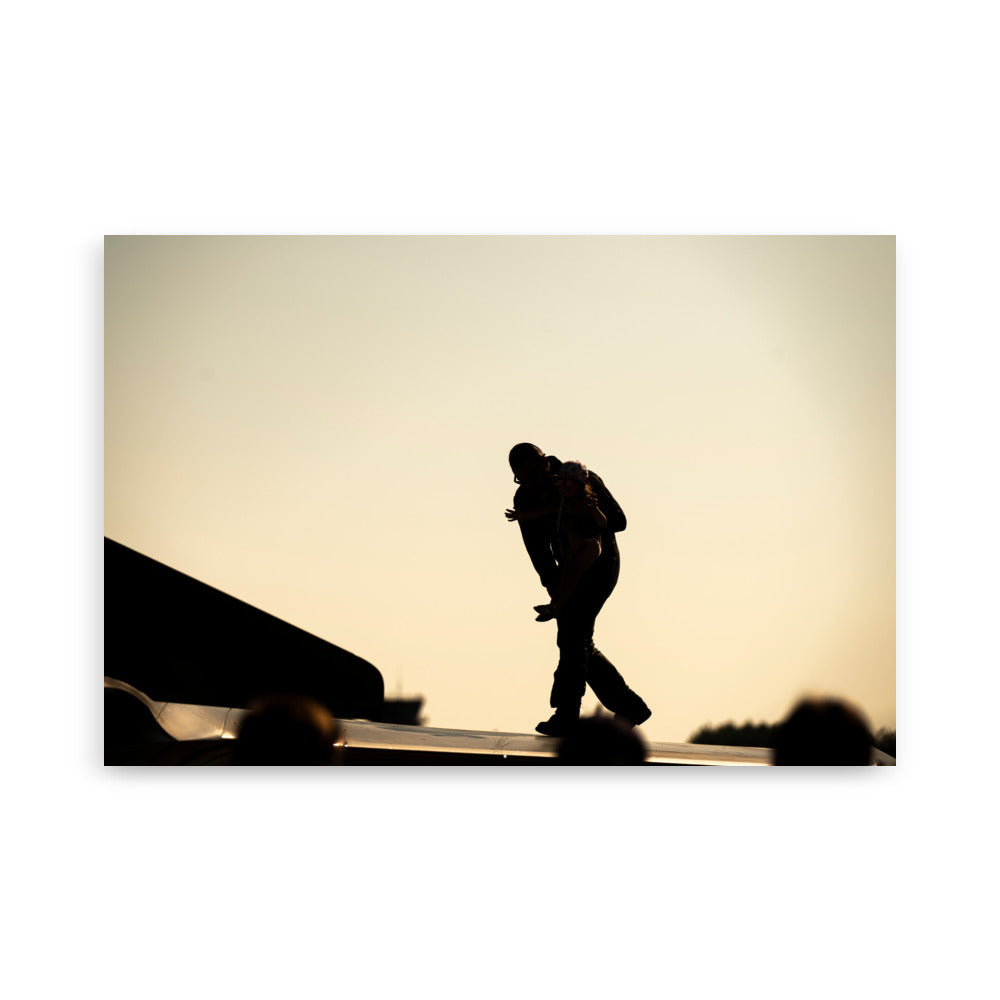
508 442 549 485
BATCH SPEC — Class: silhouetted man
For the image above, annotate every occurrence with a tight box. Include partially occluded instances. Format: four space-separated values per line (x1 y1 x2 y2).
507 443 651 737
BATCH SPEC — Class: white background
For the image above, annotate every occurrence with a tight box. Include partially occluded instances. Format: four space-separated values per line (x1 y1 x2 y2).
4 2 997 998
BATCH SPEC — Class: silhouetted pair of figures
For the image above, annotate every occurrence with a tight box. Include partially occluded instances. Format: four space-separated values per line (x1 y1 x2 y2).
507 443 651 738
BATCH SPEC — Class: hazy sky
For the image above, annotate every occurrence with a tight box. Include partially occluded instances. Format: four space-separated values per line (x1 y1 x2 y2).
105 235 894 739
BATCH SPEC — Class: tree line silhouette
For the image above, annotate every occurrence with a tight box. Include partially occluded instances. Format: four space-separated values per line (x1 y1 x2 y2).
688 720 895 758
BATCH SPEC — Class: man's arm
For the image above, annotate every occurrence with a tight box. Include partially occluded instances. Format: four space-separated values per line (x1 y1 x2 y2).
513 484 560 591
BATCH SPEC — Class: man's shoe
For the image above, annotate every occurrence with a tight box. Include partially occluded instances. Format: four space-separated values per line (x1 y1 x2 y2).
535 714 579 737
614 706 652 729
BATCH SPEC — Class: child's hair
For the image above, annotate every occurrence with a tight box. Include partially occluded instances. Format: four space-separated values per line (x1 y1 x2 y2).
558 460 588 483
558 461 596 503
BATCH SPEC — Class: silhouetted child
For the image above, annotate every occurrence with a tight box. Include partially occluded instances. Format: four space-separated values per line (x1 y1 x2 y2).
506 460 606 621
771 696 874 765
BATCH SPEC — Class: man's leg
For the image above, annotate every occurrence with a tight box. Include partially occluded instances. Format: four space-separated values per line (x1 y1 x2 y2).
535 601 590 736
586 646 651 727
577 555 652 727
552 606 590 711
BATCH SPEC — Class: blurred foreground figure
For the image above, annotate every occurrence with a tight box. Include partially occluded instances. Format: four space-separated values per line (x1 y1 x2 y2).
557 714 647 764
233 694 343 765
772 697 874 766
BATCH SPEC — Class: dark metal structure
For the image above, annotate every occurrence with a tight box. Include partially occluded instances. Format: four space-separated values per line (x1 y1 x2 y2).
104 537 385 721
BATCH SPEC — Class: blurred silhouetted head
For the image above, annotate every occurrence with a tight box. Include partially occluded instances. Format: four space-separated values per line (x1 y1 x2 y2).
557 715 647 764
772 697 873 765
233 693 342 765
509 442 549 485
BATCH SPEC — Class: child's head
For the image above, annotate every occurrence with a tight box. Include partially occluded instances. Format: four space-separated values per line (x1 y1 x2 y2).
558 460 588 484
557 460 589 497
